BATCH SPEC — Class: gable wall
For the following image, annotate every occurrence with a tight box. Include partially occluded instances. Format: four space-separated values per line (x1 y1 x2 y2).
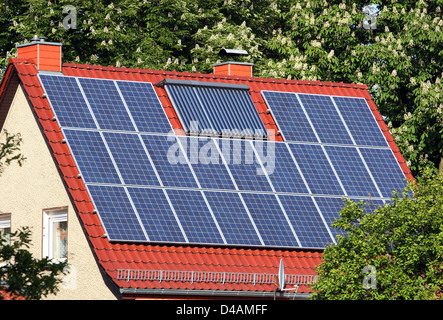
0 85 117 300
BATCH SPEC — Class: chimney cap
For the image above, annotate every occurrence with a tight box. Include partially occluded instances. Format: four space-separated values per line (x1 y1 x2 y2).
17 36 62 48
31 35 45 42
219 48 248 56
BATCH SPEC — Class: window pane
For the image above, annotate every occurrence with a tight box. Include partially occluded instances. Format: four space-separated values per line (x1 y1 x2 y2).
0 227 10 245
53 221 67 259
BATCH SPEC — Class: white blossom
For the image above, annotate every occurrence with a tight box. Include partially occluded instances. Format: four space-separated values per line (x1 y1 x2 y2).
294 62 302 70
310 40 321 48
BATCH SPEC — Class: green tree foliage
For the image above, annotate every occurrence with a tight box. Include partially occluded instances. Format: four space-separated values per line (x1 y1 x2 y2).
311 168 443 300
0 130 25 175
0 0 442 176
0 227 67 300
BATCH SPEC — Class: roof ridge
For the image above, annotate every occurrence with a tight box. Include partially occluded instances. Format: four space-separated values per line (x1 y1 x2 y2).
61 62 368 89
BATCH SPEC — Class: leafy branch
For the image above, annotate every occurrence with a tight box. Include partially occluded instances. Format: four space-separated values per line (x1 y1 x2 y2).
0 130 26 175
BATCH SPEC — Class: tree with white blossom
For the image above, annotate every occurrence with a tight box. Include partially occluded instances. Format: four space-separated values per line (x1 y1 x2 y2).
1 0 442 176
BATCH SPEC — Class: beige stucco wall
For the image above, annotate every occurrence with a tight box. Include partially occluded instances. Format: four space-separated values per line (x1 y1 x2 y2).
0 85 117 300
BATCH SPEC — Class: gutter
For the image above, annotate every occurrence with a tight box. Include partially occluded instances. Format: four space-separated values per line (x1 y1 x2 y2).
119 288 311 300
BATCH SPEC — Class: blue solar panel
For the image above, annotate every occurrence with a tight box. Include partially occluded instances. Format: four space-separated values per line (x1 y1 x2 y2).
289 144 343 195
127 187 186 243
261 91 317 142
39 74 97 129
325 146 380 197
298 94 353 145
178 136 236 190
241 193 299 247
225 140 273 192
204 191 263 246
166 189 225 244
279 195 333 248
141 134 198 188
63 129 121 184
116 81 172 133
78 78 136 131
359 148 407 197
253 140 309 194
102 132 160 186
87 185 147 242
333 96 388 147
40 73 409 250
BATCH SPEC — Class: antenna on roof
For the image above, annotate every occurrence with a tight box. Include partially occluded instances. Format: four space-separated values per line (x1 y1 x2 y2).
278 258 285 290
274 259 300 299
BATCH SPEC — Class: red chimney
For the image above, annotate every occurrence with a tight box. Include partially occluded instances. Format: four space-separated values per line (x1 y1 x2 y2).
17 36 62 72
213 62 253 77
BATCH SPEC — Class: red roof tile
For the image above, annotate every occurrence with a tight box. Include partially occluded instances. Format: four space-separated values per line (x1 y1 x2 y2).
0 288 27 300
2 58 413 298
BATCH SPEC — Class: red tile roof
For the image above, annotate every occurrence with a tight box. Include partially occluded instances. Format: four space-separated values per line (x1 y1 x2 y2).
1 58 413 298
0 288 27 300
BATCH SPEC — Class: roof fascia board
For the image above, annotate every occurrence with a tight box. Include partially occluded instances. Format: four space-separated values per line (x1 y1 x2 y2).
0 63 20 130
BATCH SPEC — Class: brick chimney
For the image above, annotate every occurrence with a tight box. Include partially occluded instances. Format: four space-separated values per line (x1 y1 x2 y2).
213 62 253 77
17 36 62 72
213 48 253 77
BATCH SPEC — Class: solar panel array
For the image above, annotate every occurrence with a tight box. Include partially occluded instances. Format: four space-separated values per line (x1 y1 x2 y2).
38 74 408 249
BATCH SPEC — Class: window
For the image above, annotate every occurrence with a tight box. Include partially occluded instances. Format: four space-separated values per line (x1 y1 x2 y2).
43 210 68 261
0 214 11 246
0 214 11 265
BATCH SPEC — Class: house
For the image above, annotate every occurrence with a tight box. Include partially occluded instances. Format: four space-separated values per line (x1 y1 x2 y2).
0 37 412 300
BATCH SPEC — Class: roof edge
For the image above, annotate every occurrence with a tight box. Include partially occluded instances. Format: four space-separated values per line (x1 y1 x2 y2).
120 288 310 299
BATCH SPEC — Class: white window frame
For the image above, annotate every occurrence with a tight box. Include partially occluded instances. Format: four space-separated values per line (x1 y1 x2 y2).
0 213 11 266
43 209 68 262
0 213 11 242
